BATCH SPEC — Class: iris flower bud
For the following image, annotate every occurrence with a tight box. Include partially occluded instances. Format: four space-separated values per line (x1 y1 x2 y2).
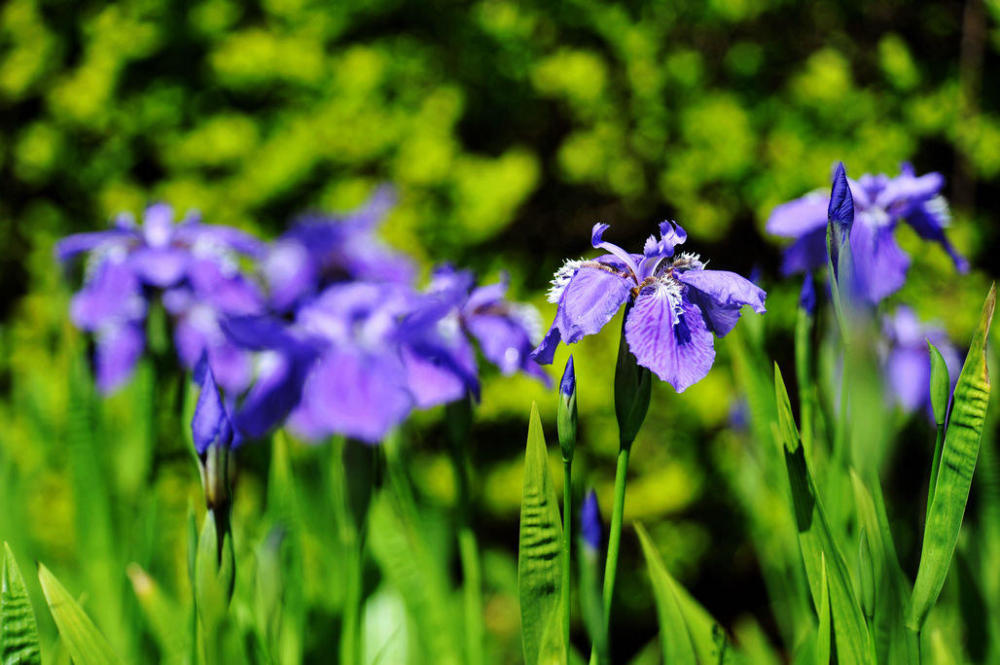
557 355 578 462
614 313 651 450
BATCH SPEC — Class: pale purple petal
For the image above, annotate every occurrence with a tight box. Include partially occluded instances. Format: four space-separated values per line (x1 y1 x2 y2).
95 322 145 393
55 230 132 263
142 203 176 248
850 220 910 304
876 171 943 209
401 341 477 408
129 247 189 287
299 348 413 443
766 192 829 237
263 241 319 312
624 286 715 392
555 264 631 344
188 259 264 315
591 223 640 277
70 260 145 330
676 269 766 337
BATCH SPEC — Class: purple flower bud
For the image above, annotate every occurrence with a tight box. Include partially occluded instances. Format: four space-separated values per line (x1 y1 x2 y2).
560 355 576 398
580 490 602 551
828 162 855 231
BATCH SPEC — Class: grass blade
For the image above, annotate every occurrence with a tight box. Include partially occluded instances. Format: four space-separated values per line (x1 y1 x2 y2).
518 402 564 665
815 554 830 665
2 542 41 665
37 563 124 665
909 284 996 630
635 523 697 665
774 364 872 665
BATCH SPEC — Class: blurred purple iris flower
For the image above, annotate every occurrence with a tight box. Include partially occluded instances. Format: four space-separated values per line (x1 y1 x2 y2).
882 306 961 416
767 163 968 304
56 203 265 393
261 188 415 312
531 222 766 392
423 266 549 385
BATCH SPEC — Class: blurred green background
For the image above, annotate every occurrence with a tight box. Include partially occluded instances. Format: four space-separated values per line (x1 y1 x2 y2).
2 0 1000 662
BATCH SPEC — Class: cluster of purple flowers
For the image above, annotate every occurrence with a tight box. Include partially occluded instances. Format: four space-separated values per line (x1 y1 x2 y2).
768 162 967 304
58 191 546 446
769 162 970 416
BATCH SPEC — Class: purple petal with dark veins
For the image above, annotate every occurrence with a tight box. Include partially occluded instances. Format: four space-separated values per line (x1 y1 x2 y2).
678 269 766 337
624 285 715 392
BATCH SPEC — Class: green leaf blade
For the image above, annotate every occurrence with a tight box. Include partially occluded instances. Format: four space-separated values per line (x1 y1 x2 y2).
2 543 41 665
774 365 872 665
909 284 996 630
518 402 564 665
37 563 124 665
636 524 697 665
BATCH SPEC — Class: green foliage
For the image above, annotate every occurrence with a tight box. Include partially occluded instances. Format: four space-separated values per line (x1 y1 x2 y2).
909 285 997 631
37 563 124 665
1 542 41 665
518 403 565 665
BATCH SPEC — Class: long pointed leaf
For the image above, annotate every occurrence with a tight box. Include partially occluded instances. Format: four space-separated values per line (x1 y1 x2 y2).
635 524 697 665
37 563 124 665
774 364 872 665
909 284 996 630
2 543 41 665
518 402 564 665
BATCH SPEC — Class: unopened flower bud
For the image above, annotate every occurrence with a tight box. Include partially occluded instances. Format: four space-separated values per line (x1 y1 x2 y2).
557 355 578 462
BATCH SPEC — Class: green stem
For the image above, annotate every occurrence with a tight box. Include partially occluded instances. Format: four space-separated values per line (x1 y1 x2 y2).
600 445 631 646
340 536 363 665
458 524 484 665
448 419 484 665
562 460 573 660
794 308 815 458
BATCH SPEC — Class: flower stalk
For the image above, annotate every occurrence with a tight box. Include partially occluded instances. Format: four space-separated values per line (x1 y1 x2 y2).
557 356 578 660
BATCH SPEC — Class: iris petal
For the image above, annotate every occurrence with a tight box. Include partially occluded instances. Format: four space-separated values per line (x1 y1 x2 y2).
624 286 715 392
677 269 766 337
850 219 910 303
555 264 631 344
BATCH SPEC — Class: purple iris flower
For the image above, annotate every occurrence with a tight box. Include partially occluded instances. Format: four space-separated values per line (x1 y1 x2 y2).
423 265 549 386
882 306 961 416
767 163 968 304
56 203 265 392
261 188 415 312
531 222 766 392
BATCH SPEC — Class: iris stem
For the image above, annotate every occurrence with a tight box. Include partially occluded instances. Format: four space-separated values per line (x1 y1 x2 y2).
446 396 485 665
340 538 363 665
600 444 630 653
561 459 573 660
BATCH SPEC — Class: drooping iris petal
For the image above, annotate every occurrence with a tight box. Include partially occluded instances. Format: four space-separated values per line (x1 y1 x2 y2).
55 230 132 262
530 325 563 364
401 340 478 408
624 285 715 392
903 198 969 273
70 259 145 330
555 263 631 344
849 219 910 303
94 322 145 393
766 192 829 237
233 347 316 439
676 269 767 337
299 348 413 444
780 228 828 275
